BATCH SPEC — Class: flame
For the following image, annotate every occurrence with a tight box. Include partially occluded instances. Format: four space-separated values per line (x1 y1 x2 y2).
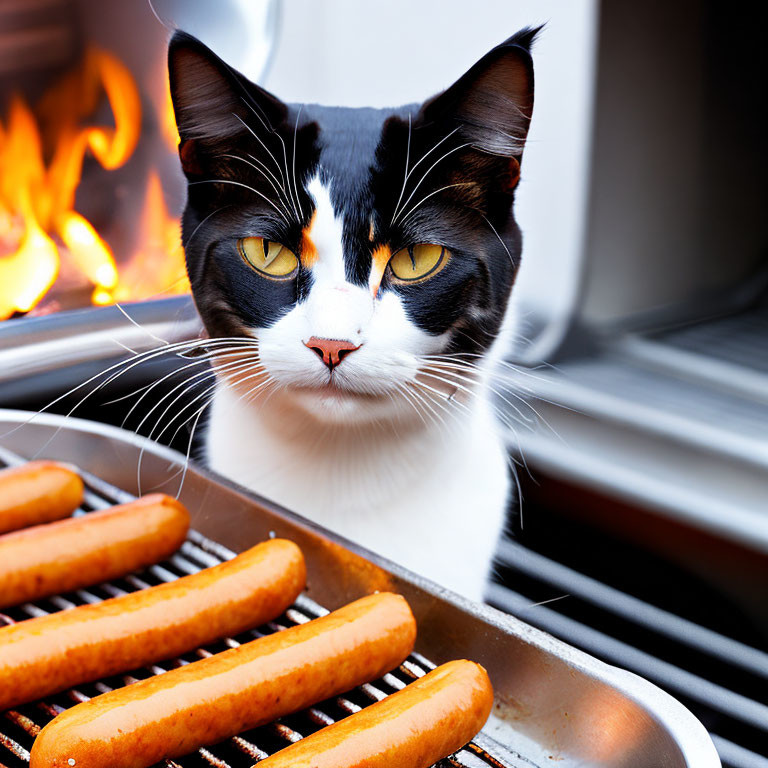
109 171 190 303
0 96 58 317
163 78 181 152
59 212 119 292
0 208 59 317
0 47 187 320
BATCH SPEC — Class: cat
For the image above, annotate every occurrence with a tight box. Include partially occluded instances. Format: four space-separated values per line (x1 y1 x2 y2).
168 26 537 601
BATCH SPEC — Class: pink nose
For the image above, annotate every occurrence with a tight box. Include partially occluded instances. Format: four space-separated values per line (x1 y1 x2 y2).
304 337 361 371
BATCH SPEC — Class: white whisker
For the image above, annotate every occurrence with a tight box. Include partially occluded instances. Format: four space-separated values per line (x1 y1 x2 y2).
405 382 447 431
391 112 412 223
291 105 304 220
114 358 213 414
20 338 239 455
238 100 301 223
220 154 293 219
182 205 232 251
479 212 514 266
424 365 535 427
124 350 252 432
113 303 168 345
21 337 256 459
233 108 286 187
188 179 288 221
175 404 208 498
392 142 473 225
394 383 430 431
137 356 257 493
397 183 474 226
390 126 461 224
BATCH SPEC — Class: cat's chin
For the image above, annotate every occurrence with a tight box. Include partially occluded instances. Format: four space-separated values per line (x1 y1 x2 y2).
287 384 389 424
250 379 416 427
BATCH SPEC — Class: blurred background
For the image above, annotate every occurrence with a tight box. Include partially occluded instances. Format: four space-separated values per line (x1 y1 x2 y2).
0 2 766 766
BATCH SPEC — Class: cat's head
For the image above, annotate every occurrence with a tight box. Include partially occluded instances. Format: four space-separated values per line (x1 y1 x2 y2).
169 28 537 425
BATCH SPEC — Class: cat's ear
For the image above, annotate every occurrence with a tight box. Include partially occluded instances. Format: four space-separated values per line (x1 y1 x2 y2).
168 31 287 173
420 26 540 161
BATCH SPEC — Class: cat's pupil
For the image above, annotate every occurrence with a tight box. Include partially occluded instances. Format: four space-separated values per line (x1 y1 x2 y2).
262 239 270 260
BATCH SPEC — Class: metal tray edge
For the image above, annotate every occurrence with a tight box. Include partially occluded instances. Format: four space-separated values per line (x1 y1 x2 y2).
0 408 720 768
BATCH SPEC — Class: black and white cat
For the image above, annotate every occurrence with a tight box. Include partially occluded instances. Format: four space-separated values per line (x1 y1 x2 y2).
168 27 537 600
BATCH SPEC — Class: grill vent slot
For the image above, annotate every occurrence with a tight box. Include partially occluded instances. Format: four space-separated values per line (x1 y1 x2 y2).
490 538 768 768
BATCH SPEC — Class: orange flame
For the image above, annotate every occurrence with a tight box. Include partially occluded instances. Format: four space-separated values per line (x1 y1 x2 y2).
105 170 189 304
0 96 59 317
0 47 187 320
163 77 181 152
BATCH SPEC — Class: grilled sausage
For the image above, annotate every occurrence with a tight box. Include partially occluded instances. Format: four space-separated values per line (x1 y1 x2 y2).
1 537 305 710
0 460 83 534
255 660 494 768
30 592 416 768
0 493 189 608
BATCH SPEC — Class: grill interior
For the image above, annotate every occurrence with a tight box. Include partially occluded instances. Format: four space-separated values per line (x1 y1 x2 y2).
489 479 768 768
0 448 507 768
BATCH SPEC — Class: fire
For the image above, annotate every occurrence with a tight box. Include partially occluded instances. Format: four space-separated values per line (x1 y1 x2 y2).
0 211 58 317
107 171 190 304
0 47 188 320
0 97 59 318
163 79 182 153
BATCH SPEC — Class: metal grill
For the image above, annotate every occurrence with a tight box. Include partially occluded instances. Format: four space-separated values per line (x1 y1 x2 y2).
0 449 505 768
489 539 768 768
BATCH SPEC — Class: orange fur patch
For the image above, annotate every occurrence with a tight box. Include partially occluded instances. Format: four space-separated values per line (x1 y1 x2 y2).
504 158 521 192
368 244 391 297
300 214 318 268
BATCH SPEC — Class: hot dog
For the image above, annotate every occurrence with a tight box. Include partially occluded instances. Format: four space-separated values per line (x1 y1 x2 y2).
30 592 416 768
0 460 83 534
0 493 189 608
1 537 305 710
255 660 494 768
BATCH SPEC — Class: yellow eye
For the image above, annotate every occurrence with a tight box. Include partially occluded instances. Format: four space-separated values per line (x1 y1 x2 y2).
238 237 299 278
389 244 449 283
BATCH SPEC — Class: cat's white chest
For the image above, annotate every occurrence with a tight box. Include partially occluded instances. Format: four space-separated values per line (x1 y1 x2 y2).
205 386 510 601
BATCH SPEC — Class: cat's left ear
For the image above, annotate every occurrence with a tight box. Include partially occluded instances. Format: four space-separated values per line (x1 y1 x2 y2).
168 30 289 175
420 26 540 163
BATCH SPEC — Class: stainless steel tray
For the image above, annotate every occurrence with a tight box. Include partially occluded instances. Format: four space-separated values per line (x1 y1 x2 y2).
0 408 720 768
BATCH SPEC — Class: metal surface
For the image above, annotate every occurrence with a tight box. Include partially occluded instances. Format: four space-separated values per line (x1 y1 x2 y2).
0 409 719 768
563 4 768 341
491 541 768 768
653 299 768 374
618 297 768 410
0 297 201 403
0 456 491 768
501 351 768 555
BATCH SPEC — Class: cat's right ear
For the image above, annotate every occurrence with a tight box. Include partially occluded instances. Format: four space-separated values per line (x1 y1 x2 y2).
418 27 540 162
168 31 288 175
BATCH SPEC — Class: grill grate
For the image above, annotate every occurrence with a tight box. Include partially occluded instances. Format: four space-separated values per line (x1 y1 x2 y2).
490 538 768 768
0 450 506 768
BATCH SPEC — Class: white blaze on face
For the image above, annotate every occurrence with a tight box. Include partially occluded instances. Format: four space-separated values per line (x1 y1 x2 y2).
300 178 371 345
304 176 346 286
255 175 446 414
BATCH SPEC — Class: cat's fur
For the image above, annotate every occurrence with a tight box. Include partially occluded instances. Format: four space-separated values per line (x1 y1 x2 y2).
168 28 537 600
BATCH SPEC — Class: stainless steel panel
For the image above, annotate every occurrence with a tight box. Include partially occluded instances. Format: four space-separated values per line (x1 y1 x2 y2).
0 408 720 768
0 297 201 403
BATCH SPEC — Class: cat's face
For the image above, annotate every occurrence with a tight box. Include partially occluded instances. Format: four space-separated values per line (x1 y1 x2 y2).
169 29 536 424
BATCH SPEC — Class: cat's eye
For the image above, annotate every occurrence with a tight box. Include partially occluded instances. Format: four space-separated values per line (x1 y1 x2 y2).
389 244 450 283
238 237 299 279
